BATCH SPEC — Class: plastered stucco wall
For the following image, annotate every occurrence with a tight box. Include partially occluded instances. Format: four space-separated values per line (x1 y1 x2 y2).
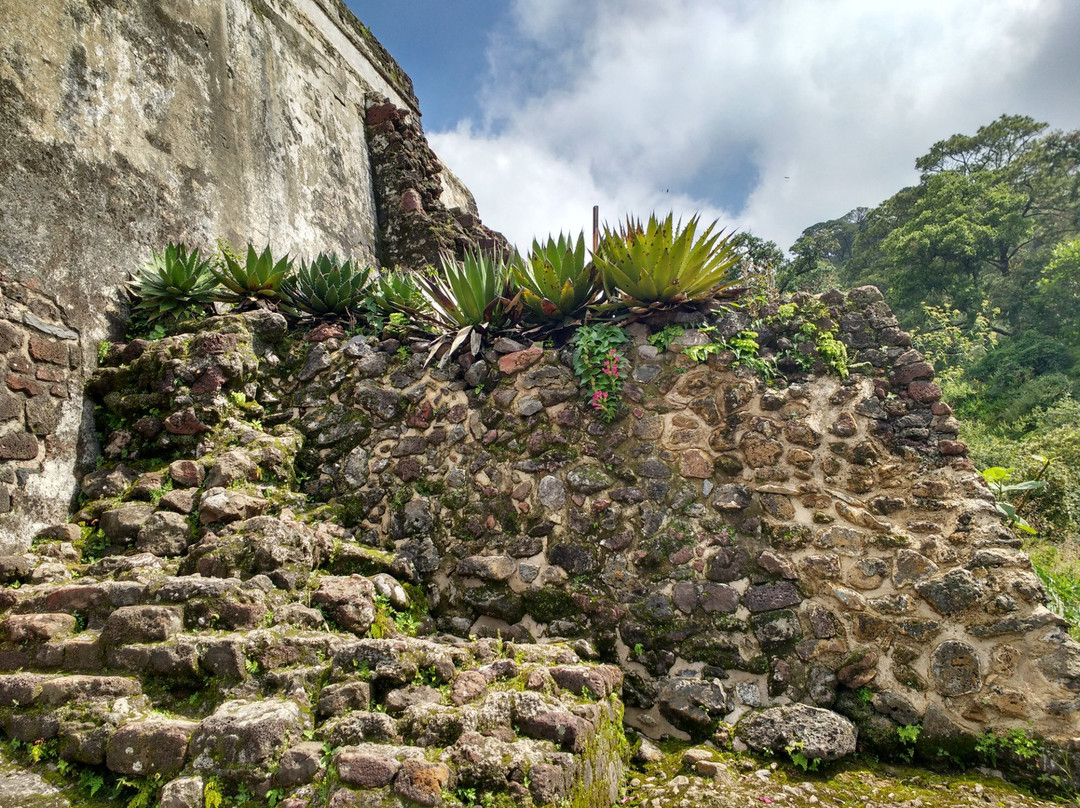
0 0 424 545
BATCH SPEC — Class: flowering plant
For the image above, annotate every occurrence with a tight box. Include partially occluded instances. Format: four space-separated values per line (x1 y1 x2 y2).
572 325 627 423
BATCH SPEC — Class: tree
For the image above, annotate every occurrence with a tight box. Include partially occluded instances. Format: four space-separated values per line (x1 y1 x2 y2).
842 115 1080 330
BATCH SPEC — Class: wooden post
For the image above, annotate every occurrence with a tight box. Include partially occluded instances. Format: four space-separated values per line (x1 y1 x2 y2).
592 205 599 253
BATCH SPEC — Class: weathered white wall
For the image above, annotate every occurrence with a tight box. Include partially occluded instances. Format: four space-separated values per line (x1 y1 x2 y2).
0 0 427 546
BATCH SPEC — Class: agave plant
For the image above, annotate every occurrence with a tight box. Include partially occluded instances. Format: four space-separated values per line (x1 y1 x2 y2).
369 268 428 316
414 250 519 362
513 231 600 321
282 253 374 317
126 243 220 320
594 213 743 309
212 244 294 305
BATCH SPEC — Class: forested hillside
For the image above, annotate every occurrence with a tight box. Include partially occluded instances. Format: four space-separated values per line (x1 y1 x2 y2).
775 114 1080 631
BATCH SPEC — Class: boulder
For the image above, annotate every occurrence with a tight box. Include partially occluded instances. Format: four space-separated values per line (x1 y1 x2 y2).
737 704 857 762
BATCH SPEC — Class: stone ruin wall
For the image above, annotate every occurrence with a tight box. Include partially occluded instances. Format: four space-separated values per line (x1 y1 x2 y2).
60 284 1080 786
0 0 499 545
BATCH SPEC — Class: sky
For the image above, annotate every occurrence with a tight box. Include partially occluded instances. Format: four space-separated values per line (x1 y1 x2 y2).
348 0 1080 253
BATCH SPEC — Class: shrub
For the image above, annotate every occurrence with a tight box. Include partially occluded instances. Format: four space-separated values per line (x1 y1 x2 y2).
571 323 628 422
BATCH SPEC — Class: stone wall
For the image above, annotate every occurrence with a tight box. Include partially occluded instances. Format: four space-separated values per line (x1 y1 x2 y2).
0 0 502 544
0 276 84 553
67 288 1080 788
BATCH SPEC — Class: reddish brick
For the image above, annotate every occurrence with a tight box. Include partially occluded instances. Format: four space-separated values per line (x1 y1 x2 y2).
28 337 67 365
50 384 68 398
5 375 44 396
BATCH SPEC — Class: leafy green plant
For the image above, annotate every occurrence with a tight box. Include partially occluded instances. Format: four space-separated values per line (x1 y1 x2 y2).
513 231 599 320
785 741 821 772
415 250 519 362
204 776 225 808
78 768 105 797
212 243 293 305
282 253 374 317
1030 547 1080 638
647 324 685 352
897 724 921 762
594 213 743 309
975 728 1042 768
981 461 1049 534
571 324 629 422
127 242 220 321
855 685 874 704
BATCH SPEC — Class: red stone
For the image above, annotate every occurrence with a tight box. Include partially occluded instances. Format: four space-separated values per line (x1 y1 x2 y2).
35 366 65 382
28 336 67 365
498 346 543 374
678 449 714 479
906 381 942 403
400 189 423 213
395 457 422 482
169 459 205 488
305 322 346 342
930 401 953 416
191 367 228 394
446 404 467 423
893 361 934 386
8 356 32 374
164 408 210 435
6 373 44 395
408 401 433 429
366 102 401 127
938 440 969 456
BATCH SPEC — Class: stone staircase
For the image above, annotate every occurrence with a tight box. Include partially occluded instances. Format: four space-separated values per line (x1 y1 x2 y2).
0 335 628 807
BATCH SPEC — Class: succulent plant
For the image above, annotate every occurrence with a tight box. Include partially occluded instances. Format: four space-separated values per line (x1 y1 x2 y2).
126 242 220 320
369 269 428 316
414 250 520 362
594 213 743 309
212 244 294 305
282 253 374 316
513 231 600 321
417 250 517 330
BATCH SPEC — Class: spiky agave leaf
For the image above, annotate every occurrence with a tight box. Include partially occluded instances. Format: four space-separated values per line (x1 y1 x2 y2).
212 244 294 303
282 253 374 316
126 242 219 320
370 269 428 316
594 213 743 307
513 231 600 320
416 250 515 329
414 250 520 365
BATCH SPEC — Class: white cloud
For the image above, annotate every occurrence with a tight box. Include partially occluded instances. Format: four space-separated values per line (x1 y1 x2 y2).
431 0 1080 252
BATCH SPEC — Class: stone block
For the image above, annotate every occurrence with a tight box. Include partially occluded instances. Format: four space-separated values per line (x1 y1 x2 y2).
102 605 183 645
106 719 196 778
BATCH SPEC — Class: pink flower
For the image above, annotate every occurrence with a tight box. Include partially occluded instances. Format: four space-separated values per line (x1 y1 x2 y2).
590 390 609 410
